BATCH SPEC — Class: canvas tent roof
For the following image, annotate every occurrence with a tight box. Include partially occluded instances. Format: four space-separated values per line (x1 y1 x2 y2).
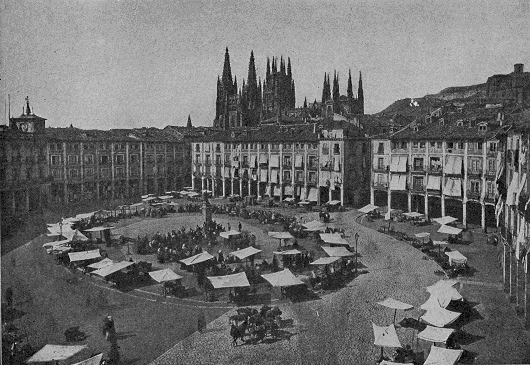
268 231 294 240
87 258 114 269
445 251 468 266
43 238 71 249
27 344 87 363
91 261 134 277
438 225 462 235
321 246 355 257
84 226 113 232
208 272 250 289
418 326 455 343
68 249 101 262
420 307 461 327
261 269 305 287
180 252 214 266
319 233 349 246
302 220 327 231
72 353 103 365
377 298 414 311
230 246 262 260
149 268 183 282
310 256 341 265
359 204 378 213
273 249 302 255
71 230 89 242
403 212 423 218
423 345 463 365
422 287 463 310
433 216 458 225
372 323 402 348
389 175 407 191
219 230 241 239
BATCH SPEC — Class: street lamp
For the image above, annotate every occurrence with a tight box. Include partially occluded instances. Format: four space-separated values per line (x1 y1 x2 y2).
354 232 359 276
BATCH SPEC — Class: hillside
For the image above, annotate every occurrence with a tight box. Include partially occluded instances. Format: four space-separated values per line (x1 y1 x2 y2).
376 83 486 117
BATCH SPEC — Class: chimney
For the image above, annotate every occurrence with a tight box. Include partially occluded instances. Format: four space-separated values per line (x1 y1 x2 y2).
514 63 524 74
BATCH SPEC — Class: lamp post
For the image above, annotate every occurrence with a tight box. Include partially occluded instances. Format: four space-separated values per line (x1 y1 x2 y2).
59 218 64 240
354 232 359 276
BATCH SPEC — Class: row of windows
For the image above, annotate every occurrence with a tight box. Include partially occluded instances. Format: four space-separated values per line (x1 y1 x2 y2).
214 168 319 183
49 143 184 152
53 166 183 179
376 157 496 172
49 154 187 166
389 141 498 152
196 143 319 152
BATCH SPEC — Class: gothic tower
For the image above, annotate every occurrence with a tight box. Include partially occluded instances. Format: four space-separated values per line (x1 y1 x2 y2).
358 71 364 115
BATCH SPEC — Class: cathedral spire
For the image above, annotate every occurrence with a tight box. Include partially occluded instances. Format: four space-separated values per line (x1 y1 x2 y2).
332 71 340 101
358 71 364 114
233 75 237 91
25 96 31 115
280 56 285 74
347 69 353 99
287 58 292 77
222 47 233 88
266 57 271 78
187 114 192 128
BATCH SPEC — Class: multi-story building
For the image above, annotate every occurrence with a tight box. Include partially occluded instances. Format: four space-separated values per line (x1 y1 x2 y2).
190 121 370 206
370 114 510 230
0 98 194 221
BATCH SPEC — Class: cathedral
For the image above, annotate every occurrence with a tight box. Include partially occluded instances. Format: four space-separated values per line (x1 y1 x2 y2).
213 48 364 129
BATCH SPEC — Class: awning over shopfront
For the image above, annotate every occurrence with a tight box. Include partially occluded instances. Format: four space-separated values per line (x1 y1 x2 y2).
426 175 441 190
91 261 134 277
307 188 318 202
390 175 407 191
261 269 305 287
506 172 520 206
442 178 462 197
389 156 408 173
321 246 355 257
250 155 257 167
310 257 341 265
27 345 87 363
270 169 279 183
68 249 101 263
319 233 349 246
273 186 281 196
319 171 331 187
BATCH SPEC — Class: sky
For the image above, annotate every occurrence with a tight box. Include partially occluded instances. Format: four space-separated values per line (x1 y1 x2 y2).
1 0 529 129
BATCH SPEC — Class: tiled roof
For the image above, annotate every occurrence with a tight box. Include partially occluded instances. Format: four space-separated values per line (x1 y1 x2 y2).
389 120 509 141
44 127 185 142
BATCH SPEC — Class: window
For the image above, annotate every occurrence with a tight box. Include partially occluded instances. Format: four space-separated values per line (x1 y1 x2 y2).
470 159 481 172
283 170 291 181
283 155 292 166
486 182 495 196
260 144 266 150
100 155 109 165
308 155 317 168
333 143 340 155
216 155 222 165
400 142 407 149
116 167 125 178
477 142 483 150
51 155 62 165
489 142 497 152
437 142 442 149
130 154 139 163
100 168 109 178
377 143 384 154
413 176 424 190
478 124 487 132
205 155 211 164
68 155 79 165
157 155 164 163
413 158 424 170
457 142 464 150
51 169 62 178
115 154 125 164
420 142 425 148
430 157 441 172
377 158 385 169
447 142 454 149
85 168 94 177
69 169 79 178
216 144 221 152
488 159 496 172
283 143 291 149
362 143 367 153
195 144 200 152
195 154 201 164
413 142 419 148
84 154 94 165
430 142 435 148
470 181 480 193
115 143 125 150
322 143 330 155
456 121 464 127
308 171 317 183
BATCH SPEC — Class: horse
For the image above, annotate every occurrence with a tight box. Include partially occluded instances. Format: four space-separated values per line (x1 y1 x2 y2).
230 320 248 346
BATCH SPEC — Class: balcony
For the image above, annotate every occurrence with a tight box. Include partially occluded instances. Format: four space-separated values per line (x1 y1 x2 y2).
411 185 425 193
372 181 389 189
373 166 388 173
486 150 497 157
307 164 318 170
467 169 483 177
485 170 496 179
427 166 443 174
283 163 292 169
467 190 481 200
411 165 425 173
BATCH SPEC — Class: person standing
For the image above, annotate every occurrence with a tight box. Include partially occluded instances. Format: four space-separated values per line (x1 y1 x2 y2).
5 287 13 308
197 311 206 333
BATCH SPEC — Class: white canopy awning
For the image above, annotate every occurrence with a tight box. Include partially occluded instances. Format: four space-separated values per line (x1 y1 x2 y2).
27 344 87 363
71 353 104 365
261 268 305 287
84 226 114 232
445 251 468 266
426 175 441 190
180 252 214 266
307 188 318 202
149 268 183 283
420 307 461 327
208 272 250 289
376 298 414 311
71 230 89 242
390 175 406 191
372 323 402 348
320 233 349 246
273 249 302 255
230 246 262 260
310 257 341 265
68 249 101 262
220 230 242 239
359 204 379 213
506 172 520 206
321 246 355 257
445 156 463 175
390 156 407 173
443 178 462 197
415 232 430 238
404 212 424 218
302 219 327 231
433 216 458 225
43 238 71 249
423 345 463 365
91 261 134 277
268 231 294 240
158 195 173 200
327 200 341 206
418 326 455 343
438 225 462 235
87 258 114 270
75 212 96 220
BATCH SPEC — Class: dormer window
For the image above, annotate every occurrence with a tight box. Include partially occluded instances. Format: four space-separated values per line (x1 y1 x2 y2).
456 120 464 127
439 118 445 126
478 123 487 132
413 125 419 132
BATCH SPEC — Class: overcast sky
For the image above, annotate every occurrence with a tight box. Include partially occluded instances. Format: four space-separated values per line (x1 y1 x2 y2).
1 0 529 129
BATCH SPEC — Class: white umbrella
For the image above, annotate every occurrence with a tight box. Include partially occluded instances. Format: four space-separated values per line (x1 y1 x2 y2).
376 298 414 324
433 216 458 225
438 225 462 235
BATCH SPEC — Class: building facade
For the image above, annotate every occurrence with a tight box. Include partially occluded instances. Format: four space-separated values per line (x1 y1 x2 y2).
191 121 370 206
370 117 509 230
